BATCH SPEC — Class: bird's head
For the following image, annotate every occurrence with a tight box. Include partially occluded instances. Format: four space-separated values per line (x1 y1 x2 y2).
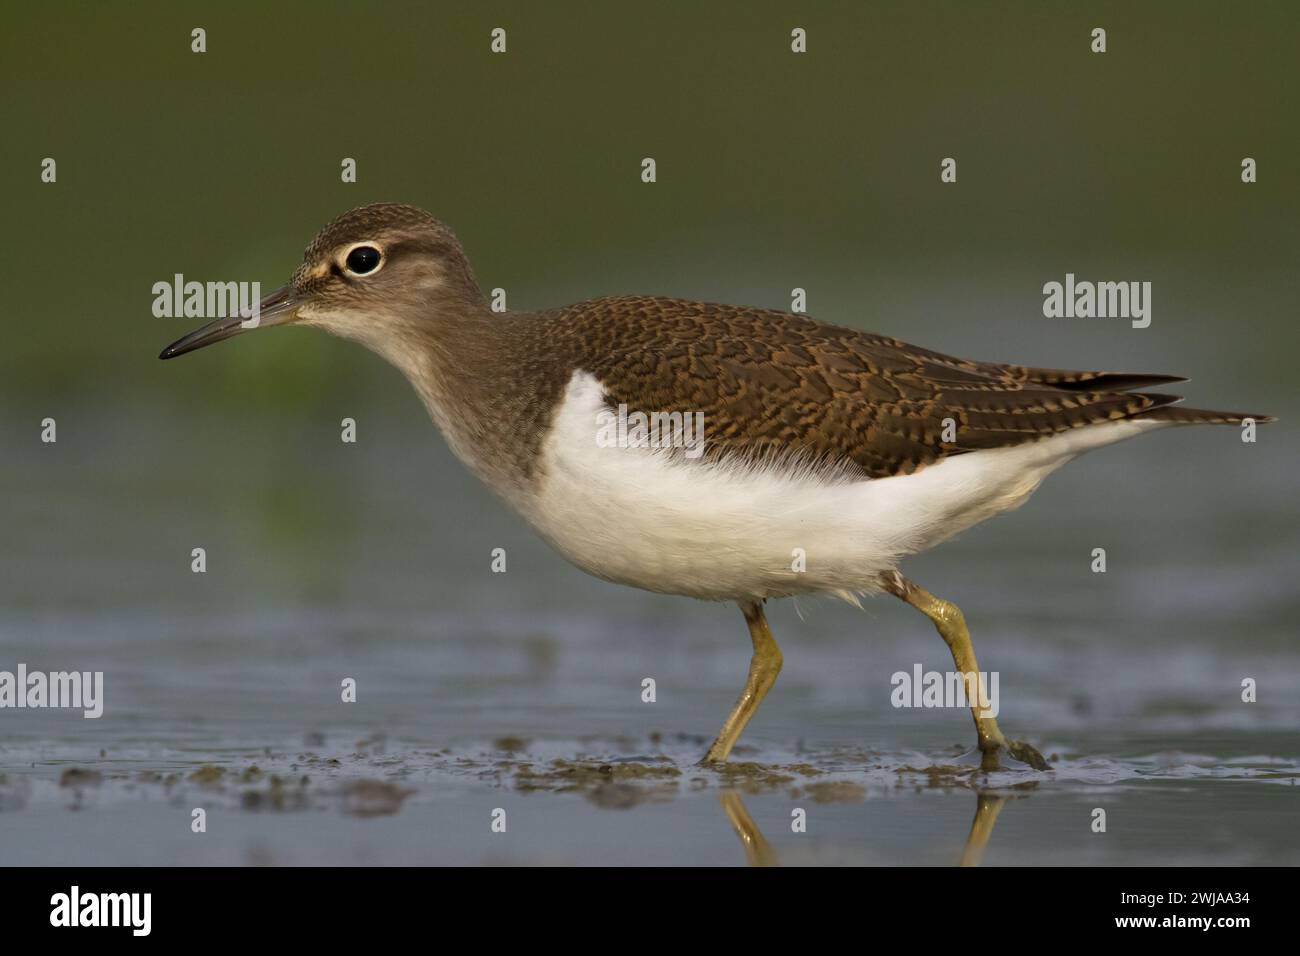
159 203 484 362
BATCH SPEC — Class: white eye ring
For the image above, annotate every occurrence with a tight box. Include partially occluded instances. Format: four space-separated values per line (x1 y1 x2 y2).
341 242 385 277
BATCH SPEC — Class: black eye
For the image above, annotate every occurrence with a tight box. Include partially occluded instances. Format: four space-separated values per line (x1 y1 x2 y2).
345 245 382 275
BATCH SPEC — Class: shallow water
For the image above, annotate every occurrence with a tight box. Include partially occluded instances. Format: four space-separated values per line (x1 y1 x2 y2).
2 732 1297 866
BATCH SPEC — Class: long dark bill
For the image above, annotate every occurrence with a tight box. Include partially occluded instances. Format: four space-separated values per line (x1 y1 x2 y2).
158 285 298 360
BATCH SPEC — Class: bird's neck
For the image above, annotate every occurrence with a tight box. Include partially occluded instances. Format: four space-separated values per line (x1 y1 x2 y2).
380 304 543 497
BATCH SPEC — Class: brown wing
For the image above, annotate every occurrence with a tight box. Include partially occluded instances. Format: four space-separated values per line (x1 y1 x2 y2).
538 295 1189 479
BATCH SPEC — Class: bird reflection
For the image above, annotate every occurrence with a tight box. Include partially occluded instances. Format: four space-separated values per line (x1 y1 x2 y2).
720 787 1017 866
720 790 778 866
957 791 1007 867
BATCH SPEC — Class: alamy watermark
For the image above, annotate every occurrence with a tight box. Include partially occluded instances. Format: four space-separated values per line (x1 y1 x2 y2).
152 274 262 327
50 886 150 936
596 404 706 459
891 664 998 718
0 664 103 718
1042 273 1151 328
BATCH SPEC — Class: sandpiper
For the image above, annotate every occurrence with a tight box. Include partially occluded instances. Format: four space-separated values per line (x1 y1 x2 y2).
160 203 1272 771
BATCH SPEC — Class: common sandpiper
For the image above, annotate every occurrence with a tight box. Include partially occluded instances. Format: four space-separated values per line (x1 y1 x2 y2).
160 203 1273 771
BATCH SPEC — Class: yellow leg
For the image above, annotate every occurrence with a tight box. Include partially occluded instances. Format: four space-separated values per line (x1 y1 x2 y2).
881 572 1049 771
702 601 783 764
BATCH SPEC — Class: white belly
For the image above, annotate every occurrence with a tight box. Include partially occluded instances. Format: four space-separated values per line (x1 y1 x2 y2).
517 370 1163 603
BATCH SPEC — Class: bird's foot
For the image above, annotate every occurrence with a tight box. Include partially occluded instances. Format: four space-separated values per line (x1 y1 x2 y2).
1003 738 1051 771
979 734 1051 771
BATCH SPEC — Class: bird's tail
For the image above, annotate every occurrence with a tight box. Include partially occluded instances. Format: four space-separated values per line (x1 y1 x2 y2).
1009 366 1275 426
1136 404 1276 425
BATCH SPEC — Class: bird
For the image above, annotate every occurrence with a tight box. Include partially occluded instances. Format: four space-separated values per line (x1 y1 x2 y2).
160 203 1273 772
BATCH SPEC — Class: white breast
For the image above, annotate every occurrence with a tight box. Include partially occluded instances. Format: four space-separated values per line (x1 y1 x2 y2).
516 370 1165 603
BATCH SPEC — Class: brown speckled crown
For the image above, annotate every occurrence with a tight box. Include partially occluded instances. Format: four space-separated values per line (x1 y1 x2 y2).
301 203 450 260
